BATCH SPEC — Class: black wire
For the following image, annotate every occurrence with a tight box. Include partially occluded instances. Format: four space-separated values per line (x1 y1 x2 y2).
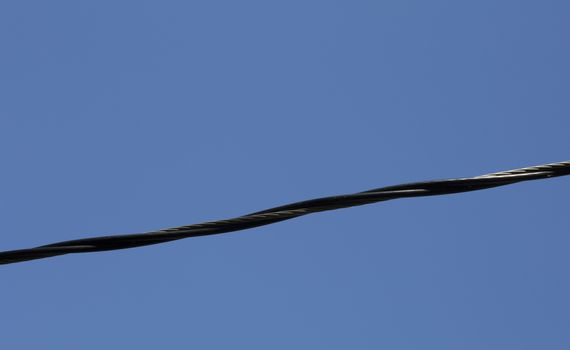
1 160 569 265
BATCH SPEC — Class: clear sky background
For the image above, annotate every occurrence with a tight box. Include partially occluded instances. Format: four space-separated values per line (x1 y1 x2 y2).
1 1 569 349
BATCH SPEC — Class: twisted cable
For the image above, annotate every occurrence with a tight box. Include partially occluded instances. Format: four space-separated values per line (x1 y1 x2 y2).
1 160 569 265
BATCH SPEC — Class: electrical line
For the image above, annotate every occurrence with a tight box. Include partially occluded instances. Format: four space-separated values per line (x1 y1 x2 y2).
1 160 569 265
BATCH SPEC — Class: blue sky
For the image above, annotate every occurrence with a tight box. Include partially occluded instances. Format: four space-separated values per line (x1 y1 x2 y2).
1 1 569 349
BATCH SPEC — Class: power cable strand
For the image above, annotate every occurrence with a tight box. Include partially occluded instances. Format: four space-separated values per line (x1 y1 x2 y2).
1 160 569 265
